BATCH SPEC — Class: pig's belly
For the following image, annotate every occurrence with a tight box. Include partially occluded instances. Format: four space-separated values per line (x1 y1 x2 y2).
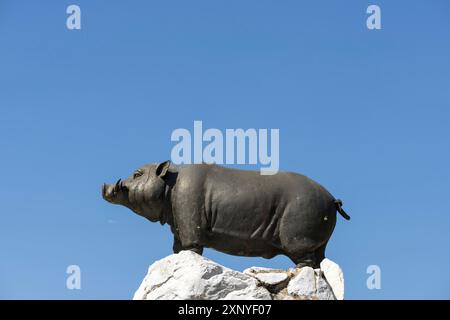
204 206 284 255
206 191 284 240
204 231 282 258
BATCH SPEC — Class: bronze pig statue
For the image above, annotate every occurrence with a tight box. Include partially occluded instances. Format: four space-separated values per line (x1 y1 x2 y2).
102 161 350 267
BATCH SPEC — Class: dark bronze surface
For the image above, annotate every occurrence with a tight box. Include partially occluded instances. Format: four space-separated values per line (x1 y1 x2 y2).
103 161 350 267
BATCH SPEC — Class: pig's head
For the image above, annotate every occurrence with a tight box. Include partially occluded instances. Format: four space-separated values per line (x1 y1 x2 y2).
102 160 171 223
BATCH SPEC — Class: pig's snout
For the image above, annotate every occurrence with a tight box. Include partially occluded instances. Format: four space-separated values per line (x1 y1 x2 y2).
102 179 124 203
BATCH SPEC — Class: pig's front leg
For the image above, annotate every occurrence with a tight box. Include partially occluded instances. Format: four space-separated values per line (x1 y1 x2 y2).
173 235 203 255
173 209 204 255
173 236 182 254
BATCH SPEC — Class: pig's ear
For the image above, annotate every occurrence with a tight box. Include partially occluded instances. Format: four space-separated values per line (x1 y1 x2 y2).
156 160 171 178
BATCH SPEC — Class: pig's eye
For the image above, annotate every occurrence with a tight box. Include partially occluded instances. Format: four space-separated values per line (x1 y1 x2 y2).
133 170 143 179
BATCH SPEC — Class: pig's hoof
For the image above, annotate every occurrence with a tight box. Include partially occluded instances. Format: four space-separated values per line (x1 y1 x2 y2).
292 253 319 268
185 246 204 255
295 261 317 269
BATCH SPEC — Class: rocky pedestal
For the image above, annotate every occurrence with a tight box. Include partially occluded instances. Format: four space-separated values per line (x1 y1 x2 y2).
133 251 344 300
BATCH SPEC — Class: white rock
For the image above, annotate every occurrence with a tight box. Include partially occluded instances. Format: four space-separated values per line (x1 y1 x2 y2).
133 251 343 300
287 267 316 297
316 276 336 300
320 258 345 300
243 266 283 275
243 267 288 286
252 272 288 286
133 251 271 300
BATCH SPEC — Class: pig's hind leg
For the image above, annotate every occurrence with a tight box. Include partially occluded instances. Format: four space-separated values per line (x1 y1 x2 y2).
287 242 327 268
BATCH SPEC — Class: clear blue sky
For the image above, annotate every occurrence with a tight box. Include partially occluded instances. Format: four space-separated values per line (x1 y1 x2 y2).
1 1 449 299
